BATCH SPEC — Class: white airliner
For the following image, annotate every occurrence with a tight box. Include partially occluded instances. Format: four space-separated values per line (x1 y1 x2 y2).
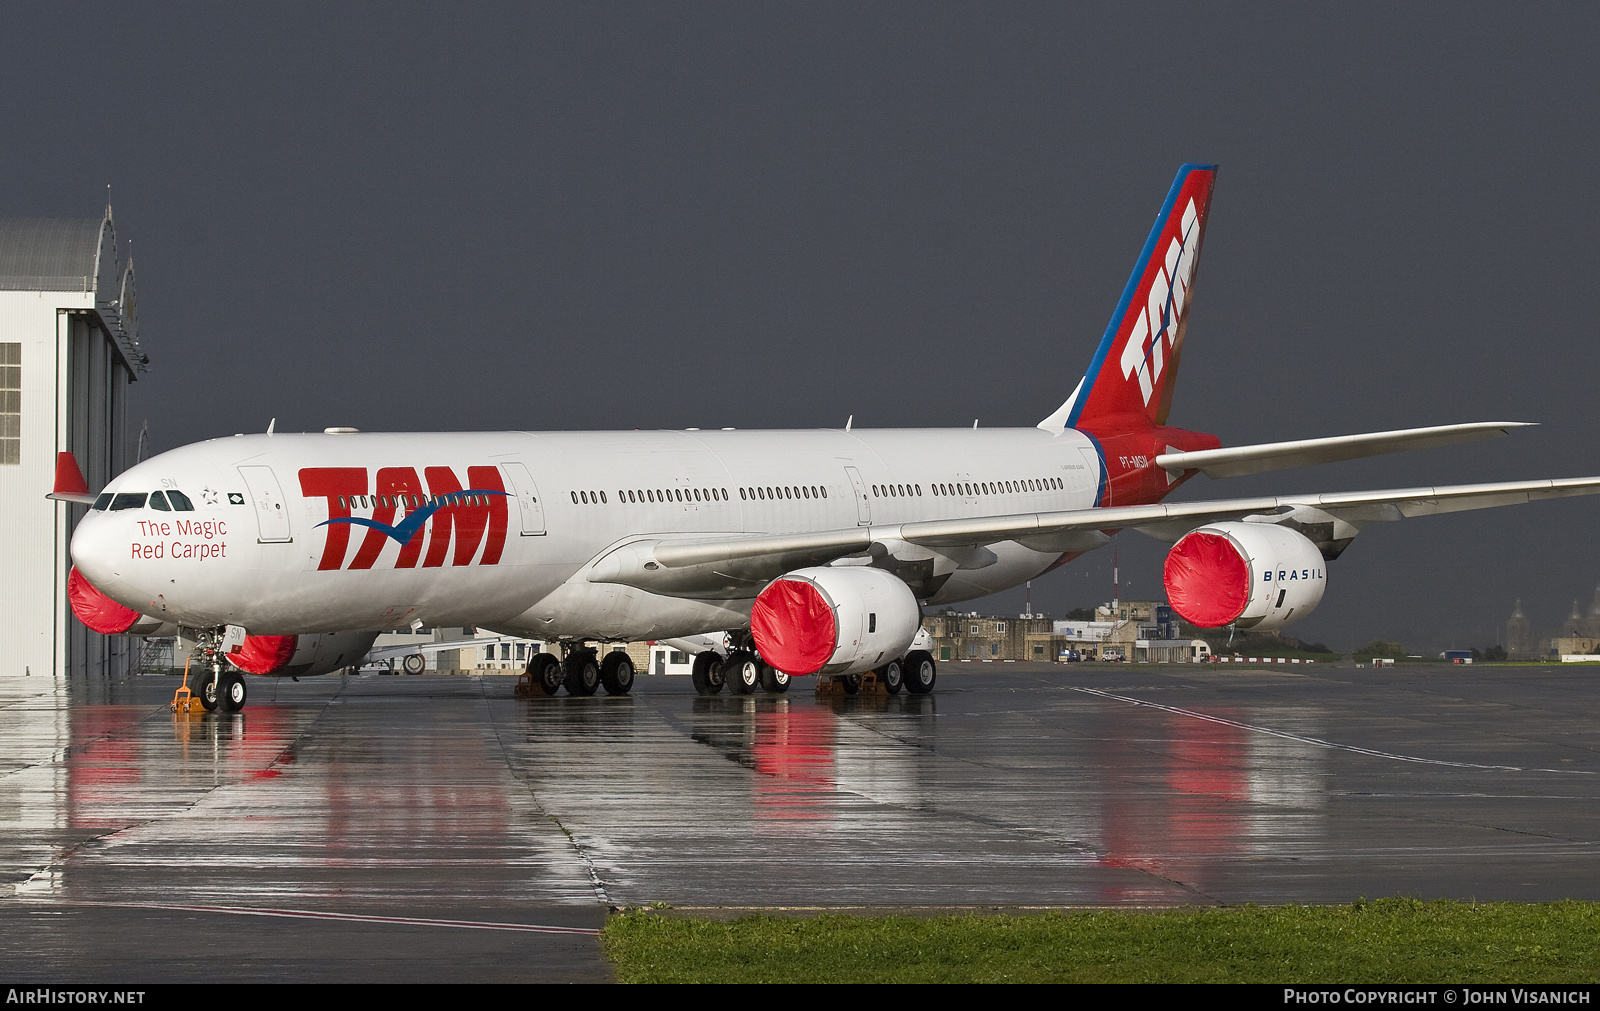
56 164 1600 711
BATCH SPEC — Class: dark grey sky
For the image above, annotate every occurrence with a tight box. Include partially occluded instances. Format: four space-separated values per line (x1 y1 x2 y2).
6 4 1598 652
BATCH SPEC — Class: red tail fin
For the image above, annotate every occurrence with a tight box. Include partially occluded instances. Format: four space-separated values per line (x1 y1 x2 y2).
1039 164 1217 432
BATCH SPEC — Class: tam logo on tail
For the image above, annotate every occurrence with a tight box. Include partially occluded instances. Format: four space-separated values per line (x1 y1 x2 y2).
1118 195 1202 409
1040 164 1217 432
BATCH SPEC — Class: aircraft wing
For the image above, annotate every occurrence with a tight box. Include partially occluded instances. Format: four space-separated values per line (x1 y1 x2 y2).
587 475 1600 597
1154 422 1533 479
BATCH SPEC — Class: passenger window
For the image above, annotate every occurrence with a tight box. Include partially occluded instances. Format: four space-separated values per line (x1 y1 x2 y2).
109 493 147 511
149 491 171 511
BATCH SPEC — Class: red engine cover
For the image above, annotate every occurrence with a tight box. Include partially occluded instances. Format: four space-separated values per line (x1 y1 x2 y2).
1163 530 1250 627
750 578 837 674
227 635 300 674
67 567 141 634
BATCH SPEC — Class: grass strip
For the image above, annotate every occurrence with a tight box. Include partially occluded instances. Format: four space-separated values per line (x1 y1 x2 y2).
602 898 1600 983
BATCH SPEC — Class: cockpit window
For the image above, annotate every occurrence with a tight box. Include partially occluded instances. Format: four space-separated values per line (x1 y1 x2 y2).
109 493 147 511
92 493 112 511
149 491 171 511
166 490 195 511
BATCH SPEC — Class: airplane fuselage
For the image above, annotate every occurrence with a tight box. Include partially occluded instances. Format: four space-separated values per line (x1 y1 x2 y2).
72 425 1197 641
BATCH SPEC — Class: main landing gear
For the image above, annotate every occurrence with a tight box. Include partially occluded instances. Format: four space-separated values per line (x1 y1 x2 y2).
689 641 936 698
693 639 789 697
517 643 635 697
823 650 937 697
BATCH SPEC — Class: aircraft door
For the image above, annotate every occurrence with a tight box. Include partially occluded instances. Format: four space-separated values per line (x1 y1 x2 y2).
844 466 871 525
1067 447 1101 501
237 465 292 543
500 462 547 535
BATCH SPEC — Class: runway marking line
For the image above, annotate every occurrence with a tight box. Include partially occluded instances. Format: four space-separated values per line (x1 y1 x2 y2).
17 899 600 935
1071 686 1596 775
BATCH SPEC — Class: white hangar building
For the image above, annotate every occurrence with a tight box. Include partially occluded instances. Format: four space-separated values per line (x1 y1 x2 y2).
0 208 148 679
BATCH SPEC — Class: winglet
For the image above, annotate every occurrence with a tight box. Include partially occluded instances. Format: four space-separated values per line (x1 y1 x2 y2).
48 451 98 505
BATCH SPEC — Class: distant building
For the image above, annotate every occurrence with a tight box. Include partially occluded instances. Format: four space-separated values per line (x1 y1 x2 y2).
1552 637 1600 660
921 613 1056 661
923 601 1205 663
1562 600 1586 638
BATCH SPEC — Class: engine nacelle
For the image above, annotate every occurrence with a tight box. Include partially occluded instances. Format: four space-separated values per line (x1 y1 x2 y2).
227 631 380 678
751 566 921 676
1163 522 1326 631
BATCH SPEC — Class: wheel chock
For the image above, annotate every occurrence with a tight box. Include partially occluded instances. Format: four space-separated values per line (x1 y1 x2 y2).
170 659 206 715
171 687 206 716
815 673 883 697
514 672 534 697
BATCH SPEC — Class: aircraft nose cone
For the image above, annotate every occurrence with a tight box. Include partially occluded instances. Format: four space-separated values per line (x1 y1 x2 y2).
70 513 125 590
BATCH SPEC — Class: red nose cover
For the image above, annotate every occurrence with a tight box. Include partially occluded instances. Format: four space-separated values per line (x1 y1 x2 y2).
67 567 141 634
751 578 837 674
226 635 298 674
1163 531 1250 627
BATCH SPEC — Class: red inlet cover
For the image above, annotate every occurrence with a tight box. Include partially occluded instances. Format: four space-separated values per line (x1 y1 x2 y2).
751 578 837 674
67 567 141 634
227 635 299 674
1163 531 1250 627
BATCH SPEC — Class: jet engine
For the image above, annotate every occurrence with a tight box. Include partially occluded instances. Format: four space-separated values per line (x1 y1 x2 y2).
751 566 921 676
226 631 380 678
1162 521 1326 631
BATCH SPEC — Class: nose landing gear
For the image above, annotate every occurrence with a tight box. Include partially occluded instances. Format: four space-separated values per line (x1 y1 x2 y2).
171 632 251 714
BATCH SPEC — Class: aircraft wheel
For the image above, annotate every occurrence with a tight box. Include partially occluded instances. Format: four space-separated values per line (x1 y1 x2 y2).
691 651 724 696
600 652 635 695
402 653 426 675
905 650 936 694
529 653 563 695
195 670 220 711
564 654 600 696
725 652 761 695
839 673 862 695
760 665 790 694
878 658 904 695
221 673 248 712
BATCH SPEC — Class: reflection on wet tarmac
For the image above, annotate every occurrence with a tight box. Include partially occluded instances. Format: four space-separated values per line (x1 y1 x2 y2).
3 662 1600 931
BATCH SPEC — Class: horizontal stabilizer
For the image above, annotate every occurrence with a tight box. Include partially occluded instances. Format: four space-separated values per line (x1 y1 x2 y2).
48 451 97 505
1155 422 1535 479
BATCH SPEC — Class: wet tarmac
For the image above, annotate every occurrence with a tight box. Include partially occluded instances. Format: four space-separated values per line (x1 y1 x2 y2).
3 661 1600 981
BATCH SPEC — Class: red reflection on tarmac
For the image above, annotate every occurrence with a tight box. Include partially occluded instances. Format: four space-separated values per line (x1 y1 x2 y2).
751 705 835 822
66 707 145 830
67 702 298 831
1098 709 1251 895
